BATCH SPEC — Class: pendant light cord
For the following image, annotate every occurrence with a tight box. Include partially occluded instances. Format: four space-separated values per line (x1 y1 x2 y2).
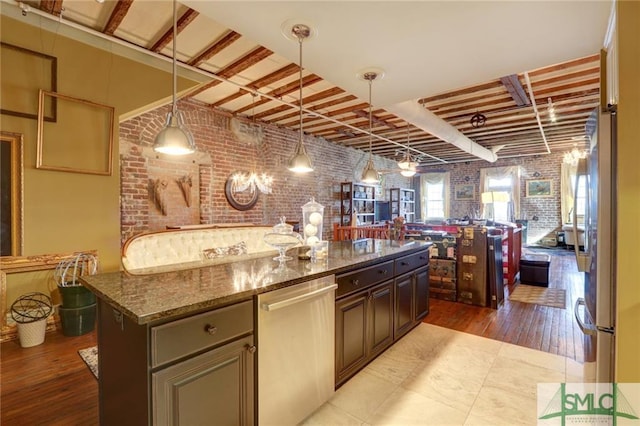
171 0 178 115
368 78 373 160
298 35 303 146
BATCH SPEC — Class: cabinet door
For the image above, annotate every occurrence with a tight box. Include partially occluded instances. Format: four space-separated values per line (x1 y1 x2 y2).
369 280 394 357
335 292 368 385
414 266 430 321
152 335 255 426
394 273 414 339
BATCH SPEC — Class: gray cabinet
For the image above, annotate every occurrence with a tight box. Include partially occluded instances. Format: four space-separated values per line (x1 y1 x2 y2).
97 299 254 426
153 335 255 426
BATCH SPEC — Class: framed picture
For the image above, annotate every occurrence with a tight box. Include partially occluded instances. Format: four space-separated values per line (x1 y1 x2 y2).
526 179 553 197
0 131 23 256
37 90 114 176
454 184 475 200
0 42 57 121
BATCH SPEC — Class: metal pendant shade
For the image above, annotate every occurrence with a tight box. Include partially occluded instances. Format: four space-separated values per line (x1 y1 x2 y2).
361 72 379 183
153 0 195 156
398 124 417 177
287 24 313 173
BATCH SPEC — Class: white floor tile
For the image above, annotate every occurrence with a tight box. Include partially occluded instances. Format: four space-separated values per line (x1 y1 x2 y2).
368 387 468 425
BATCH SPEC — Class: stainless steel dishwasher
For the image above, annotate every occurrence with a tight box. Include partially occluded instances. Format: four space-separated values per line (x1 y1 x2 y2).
257 274 337 425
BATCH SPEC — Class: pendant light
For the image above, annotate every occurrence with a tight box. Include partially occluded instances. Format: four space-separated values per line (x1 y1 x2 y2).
153 0 196 155
361 72 379 183
398 124 417 177
287 24 313 173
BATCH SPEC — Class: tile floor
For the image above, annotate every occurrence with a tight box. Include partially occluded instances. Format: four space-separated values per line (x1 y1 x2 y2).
302 323 591 425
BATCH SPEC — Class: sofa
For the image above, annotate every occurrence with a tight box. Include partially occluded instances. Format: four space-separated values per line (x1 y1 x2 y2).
561 223 585 247
121 225 277 273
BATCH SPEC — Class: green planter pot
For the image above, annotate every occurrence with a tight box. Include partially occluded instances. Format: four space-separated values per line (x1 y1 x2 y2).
59 303 96 336
58 284 96 308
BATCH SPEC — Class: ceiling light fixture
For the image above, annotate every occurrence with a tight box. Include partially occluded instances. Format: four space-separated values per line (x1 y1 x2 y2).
287 24 313 173
398 124 417 177
563 145 587 165
361 71 380 183
547 97 557 123
153 0 195 155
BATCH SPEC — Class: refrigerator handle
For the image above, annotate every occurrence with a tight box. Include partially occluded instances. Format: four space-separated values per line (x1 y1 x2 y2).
574 297 597 336
573 159 589 272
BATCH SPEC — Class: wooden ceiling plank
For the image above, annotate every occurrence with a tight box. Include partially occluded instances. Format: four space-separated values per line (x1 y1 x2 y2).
150 9 200 53
230 75 322 114
419 80 503 104
104 0 134 36
190 46 275 98
218 46 273 78
186 30 241 66
527 54 600 78
253 87 345 120
209 63 300 107
40 0 63 15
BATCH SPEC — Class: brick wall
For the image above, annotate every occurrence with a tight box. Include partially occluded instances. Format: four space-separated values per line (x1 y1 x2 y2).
119 99 410 244
428 154 564 244
120 99 564 246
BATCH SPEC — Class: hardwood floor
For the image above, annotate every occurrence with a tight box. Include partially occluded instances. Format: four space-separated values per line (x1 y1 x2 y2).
0 249 583 424
424 248 586 362
1 329 99 425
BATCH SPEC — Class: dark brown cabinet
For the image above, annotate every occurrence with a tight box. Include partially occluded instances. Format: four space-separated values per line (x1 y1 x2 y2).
336 247 430 387
395 266 430 340
335 280 393 387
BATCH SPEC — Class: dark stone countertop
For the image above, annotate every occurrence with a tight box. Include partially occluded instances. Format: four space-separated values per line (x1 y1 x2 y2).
80 239 430 325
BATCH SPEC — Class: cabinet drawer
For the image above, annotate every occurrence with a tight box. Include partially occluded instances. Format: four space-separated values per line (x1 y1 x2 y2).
151 300 253 368
336 261 393 298
395 250 429 276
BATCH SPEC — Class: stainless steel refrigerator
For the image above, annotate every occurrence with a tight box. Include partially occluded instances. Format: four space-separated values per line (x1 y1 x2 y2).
573 107 617 383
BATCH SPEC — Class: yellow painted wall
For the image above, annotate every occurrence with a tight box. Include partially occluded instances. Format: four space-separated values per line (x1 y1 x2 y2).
615 0 640 382
1 16 199 307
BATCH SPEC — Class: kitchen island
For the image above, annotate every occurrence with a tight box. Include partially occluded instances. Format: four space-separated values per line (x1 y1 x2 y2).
81 239 431 425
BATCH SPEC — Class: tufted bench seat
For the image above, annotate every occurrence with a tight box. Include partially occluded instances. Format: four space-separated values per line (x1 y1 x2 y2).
122 225 276 273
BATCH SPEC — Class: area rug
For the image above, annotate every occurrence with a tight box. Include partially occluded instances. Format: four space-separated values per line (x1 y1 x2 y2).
509 284 566 309
78 346 99 379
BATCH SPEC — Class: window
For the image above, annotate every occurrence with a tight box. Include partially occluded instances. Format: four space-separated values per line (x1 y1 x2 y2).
571 174 587 218
420 172 450 220
479 166 521 222
426 181 445 218
486 177 512 222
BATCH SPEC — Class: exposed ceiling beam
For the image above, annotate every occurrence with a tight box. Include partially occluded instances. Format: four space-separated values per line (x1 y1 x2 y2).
150 8 200 53
104 0 133 36
187 30 241 66
500 74 531 106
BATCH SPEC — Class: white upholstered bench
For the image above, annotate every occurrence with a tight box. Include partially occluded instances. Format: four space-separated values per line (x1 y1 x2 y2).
121 225 276 273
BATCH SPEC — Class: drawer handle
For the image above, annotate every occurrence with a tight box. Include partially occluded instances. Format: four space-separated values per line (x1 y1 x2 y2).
401 261 409 266
205 325 218 335
353 279 360 286
246 345 257 354
379 269 387 275
419 256 427 260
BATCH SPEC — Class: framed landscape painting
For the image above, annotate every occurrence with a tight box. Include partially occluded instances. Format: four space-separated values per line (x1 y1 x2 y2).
454 184 475 200
526 179 553 197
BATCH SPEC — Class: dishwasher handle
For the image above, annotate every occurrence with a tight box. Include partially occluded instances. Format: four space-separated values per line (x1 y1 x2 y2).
260 283 337 312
